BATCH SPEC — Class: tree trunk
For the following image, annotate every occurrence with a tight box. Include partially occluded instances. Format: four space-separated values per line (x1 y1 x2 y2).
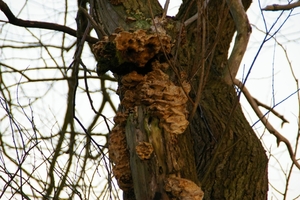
92 0 268 199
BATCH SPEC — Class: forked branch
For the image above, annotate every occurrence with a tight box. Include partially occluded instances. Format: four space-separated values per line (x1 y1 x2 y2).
224 0 252 85
234 79 300 170
254 98 289 126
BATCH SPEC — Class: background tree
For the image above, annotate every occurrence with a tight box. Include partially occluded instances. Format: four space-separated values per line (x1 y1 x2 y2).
0 0 299 199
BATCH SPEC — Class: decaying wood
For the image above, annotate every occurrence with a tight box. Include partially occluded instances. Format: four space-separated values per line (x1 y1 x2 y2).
93 26 202 199
92 0 269 199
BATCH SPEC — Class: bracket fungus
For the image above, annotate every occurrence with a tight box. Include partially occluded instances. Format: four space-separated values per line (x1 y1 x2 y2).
108 114 132 191
114 30 171 67
164 177 204 200
101 28 199 197
135 142 154 160
93 29 172 75
120 61 191 136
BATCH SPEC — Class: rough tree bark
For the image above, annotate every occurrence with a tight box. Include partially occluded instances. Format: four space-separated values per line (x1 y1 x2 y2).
91 0 268 199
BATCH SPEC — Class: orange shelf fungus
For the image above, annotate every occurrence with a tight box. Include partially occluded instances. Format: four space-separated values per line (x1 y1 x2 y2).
96 28 198 196
115 30 171 67
165 177 204 200
135 142 154 160
108 122 133 191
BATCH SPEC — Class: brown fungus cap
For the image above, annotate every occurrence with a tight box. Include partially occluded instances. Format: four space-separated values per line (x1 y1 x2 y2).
115 30 172 67
109 119 132 191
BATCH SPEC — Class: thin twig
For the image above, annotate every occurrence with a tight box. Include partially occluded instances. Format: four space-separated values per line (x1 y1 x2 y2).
79 7 106 37
183 0 210 26
253 98 289 125
0 0 98 43
189 0 206 121
82 63 112 132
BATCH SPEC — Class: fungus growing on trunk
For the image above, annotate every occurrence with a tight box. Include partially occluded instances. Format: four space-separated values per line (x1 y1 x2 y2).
94 28 202 199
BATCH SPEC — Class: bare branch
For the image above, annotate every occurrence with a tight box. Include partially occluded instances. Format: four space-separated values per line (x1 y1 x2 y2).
234 79 300 170
224 0 251 85
183 0 210 26
0 0 98 43
254 98 289 126
184 13 198 26
262 1 300 11
79 7 106 38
